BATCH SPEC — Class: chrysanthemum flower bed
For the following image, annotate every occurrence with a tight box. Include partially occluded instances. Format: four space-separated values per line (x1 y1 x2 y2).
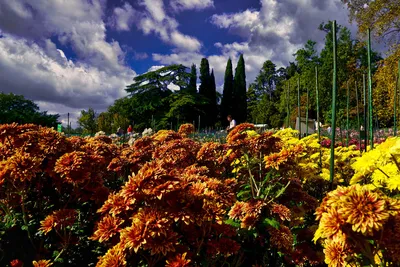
1 123 400 266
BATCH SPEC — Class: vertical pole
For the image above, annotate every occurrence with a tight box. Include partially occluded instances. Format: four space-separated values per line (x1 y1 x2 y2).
367 28 374 149
355 80 361 152
286 82 289 128
198 115 201 132
346 81 350 147
395 61 399 136
306 85 309 136
330 20 338 186
316 66 322 167
297 77 301 139
363 74 367 152
67 112 70 136
288 81 291 128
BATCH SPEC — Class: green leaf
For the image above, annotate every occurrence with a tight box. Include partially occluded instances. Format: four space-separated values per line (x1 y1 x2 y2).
21 225 28 231
237 190 251 198
263 218 280 229
275 181 291 199
224 219 240 228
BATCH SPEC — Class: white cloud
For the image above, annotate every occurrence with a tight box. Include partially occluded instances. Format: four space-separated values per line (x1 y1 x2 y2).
0 0 129 73
109 2 137 31
109 0 202 52
147 65 165 72
0 0 136 125
0 34 133 111
170 0 214 11
170 31 202 52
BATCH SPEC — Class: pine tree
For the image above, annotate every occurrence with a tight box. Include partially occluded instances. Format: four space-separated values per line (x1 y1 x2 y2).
233 54 247 123
188 64 197 93
221 58 234 125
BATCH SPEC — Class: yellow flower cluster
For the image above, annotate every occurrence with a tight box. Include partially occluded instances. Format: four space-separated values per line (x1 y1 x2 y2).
351 137 400 191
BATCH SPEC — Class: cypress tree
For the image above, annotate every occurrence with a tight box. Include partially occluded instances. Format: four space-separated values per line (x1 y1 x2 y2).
198 58 213 127
233 54 247 123
221 58 234 125
210 69 217 126
199 58 210 97
188 64 197 93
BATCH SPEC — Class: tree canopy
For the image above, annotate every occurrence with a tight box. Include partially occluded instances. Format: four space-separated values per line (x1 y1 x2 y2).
0 92 59 127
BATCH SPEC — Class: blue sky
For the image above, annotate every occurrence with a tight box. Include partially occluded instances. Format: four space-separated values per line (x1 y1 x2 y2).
0 0 358 126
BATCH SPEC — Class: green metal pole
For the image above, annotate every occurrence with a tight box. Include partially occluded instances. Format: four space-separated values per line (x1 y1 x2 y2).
288 80 291 128
346 81 350 147
330 20 338 186
316 66 322 168
395 61 399 136
355 80 361 152
363 74 367 151
367 28 374 149
306 85 309 136
287 82 290 128
298 77 301 139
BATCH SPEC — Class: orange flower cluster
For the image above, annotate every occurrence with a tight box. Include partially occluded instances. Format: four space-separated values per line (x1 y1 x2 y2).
93 128 240 266
314 184 400 266
178 123 195 137
0 124 125 265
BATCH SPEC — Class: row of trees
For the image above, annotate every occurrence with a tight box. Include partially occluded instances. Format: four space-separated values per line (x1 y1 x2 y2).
77 0 400 134
79 56 248 133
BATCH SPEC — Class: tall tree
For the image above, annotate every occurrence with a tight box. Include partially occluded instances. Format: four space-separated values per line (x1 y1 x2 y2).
221 58 234 125
124 64 191 130
210 69 217 125
78 108 97 135
233 54 247 123
188 64 197 93
199 58 211 97
341 0 400 46
198 58 216 127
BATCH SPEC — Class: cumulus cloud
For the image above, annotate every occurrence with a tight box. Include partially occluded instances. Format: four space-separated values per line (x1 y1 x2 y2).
0 0 135 125
109 0 202 52
0 34 133 110
154 0 354 91
108 2 138 31
170 0 214 12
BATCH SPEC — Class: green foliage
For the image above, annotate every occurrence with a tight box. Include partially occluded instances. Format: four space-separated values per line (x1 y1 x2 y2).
0 92 59 127
221 58 234 125
233 54 247 123
198 58 217 127
78 108 97 135
187 64 197 94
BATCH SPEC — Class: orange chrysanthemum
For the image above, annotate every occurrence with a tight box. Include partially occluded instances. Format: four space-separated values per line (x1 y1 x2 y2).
178 124 195 137
323 238 349 267
96 244 126 267
270 203 291 221
165 252 191 267
92 215 124 242
120 208 175 255
97 193 130 216
32 259 53 267
314 208 345 242
6 150 42 182
340 186 390 235
228 201 246 220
